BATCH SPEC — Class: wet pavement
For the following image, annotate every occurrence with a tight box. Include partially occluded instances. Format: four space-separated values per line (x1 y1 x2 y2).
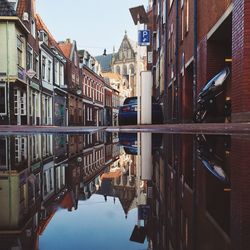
1 122 250 134
0 131 250 250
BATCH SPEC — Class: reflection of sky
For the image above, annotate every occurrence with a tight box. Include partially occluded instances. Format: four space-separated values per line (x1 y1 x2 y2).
40 194 147 250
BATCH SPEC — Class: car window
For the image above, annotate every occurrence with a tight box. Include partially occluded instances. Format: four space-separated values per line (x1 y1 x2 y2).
123 97 159 105
124 97 137 105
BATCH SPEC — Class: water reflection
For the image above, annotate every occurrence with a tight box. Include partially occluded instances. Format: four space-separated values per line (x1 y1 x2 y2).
0 132 250 249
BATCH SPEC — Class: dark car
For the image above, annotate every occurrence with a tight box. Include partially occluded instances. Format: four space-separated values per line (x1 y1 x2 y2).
194 67 230 122
118 133 163 155
118 97 163 125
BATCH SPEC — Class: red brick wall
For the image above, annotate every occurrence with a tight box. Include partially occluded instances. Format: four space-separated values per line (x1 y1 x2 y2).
198 0 232 42
231 0 250 121
230 136 250 249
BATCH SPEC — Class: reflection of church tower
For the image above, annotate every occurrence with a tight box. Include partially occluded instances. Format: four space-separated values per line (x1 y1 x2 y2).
112 31 138 96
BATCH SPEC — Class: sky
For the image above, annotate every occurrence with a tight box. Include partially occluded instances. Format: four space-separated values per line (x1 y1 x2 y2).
36 0 149 56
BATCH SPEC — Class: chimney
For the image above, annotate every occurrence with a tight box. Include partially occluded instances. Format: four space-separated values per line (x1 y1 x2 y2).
66 38 71 44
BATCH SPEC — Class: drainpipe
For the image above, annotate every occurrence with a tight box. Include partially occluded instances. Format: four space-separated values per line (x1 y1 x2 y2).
175 0 179 122
163 0 168 123
193 0 198 115
6 21 11 124
192 136 197 250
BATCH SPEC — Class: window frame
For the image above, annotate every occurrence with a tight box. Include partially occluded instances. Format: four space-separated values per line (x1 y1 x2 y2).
0 84 6 115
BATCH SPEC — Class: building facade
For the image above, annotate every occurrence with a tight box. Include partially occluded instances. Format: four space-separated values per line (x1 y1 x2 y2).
148 0 250 123
0 0 29 125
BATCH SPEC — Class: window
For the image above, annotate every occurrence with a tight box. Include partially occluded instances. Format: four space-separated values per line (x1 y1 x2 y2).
185 0 189 33
129 64 134 74
74 51 78 66
27 45 33 70
14 89 26 115
116 66 120 74
31 19 36 38
122 65 127 76
48 60 52 83
34 54 39 78
181 0 184 41
55 60 59 85
59 64 64 85
0 85 6 114
42 56 46 80
17 36 23 67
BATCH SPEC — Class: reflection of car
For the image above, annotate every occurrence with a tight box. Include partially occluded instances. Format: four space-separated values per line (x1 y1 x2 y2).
118 97 163 125
118 133 162 155
194 67 230 122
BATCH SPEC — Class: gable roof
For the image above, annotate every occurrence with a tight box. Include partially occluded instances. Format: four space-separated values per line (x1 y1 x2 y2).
58 42 73 59
0 0 17 16
16 0 27 17
36 14 65 57
95 53 113 72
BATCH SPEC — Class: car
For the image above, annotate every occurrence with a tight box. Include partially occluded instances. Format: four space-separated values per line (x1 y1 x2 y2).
118 97 163 125
118 133 163 155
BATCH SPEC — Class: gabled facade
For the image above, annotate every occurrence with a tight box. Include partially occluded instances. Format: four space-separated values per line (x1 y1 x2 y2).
112 32 142 97
36 15 54 125
59 39 83 126
78 49 105 126
0 0 29 125
16 0 41 125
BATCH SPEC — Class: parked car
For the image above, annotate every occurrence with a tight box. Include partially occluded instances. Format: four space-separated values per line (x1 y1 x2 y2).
194 67 230 122
118 97 163 125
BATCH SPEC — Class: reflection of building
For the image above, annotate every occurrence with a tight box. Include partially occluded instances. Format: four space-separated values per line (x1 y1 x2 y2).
147 134 233 250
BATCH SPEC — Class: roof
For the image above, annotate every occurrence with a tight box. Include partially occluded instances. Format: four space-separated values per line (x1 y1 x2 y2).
128 38 137 52
95 53 113 72
58 42 72 58
16 0 26 17
102 72 123 82
36 14 65 56
0 0 17 16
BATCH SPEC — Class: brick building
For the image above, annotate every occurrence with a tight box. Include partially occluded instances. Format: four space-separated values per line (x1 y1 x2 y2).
78 49 105 126
58 39 83 126
148 0 250 123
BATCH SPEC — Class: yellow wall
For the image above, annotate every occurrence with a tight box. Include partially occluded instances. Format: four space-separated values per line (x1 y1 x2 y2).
0 21 26 80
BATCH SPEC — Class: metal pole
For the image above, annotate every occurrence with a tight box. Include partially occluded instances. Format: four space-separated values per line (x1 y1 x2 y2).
164 0 168 123
193 0 198 114
137 15 141 125
6 21 11 124
175 0 179 122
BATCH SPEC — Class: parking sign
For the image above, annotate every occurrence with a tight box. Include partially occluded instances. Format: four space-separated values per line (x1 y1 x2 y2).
138 30 150 46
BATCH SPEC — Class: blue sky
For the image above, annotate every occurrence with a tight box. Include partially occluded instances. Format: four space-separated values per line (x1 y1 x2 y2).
36 0 148 56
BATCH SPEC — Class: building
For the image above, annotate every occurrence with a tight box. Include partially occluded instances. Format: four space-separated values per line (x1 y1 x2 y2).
59 39 83 126
147 0 250 123
78 49 105 126
16 0 41 126
112 31 145 97
36 15 67 126
0 0 29 125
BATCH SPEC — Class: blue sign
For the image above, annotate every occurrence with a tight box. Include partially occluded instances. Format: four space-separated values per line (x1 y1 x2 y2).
138 30 150 46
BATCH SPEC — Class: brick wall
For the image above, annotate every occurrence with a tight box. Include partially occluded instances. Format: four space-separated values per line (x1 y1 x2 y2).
230 136 250 249
231 0 250 121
